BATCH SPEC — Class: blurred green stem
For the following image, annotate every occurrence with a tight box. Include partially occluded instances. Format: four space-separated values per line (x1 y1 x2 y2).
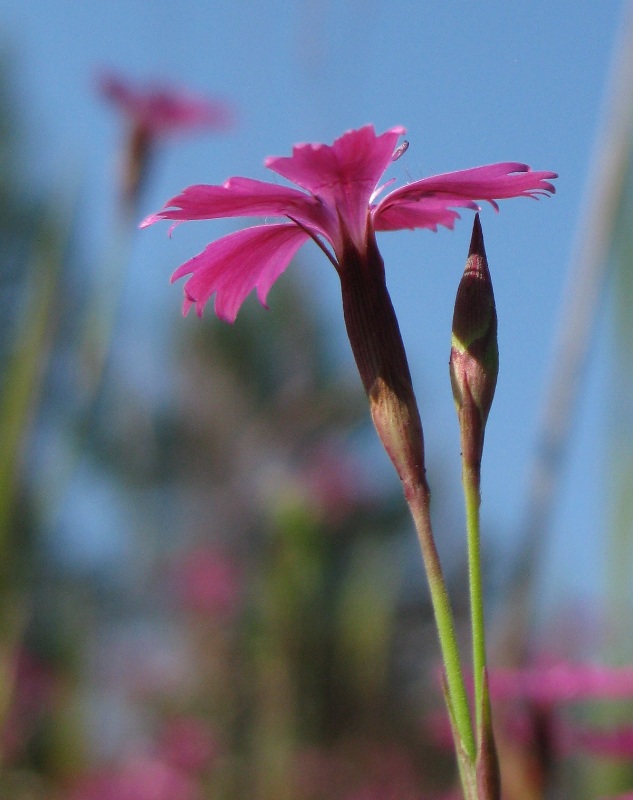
76 206 137 405
0 212 66 566
34 205 139 536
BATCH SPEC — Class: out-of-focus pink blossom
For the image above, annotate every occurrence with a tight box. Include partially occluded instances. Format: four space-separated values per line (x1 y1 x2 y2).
564 723 633 758
98 72 233 136
69 756 200 800
301 441 371 525
489 663 633 703
157 716 219 773
296 742 432 800
171 547 242 619
99 71 233 208
345 787 424 800
486 662 633 761
429 660 633 796
0 649 57 762
599 794 633 799
142 124 556 322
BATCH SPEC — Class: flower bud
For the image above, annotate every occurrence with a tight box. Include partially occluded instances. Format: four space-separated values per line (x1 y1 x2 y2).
339 233 426 500
449 214 498 471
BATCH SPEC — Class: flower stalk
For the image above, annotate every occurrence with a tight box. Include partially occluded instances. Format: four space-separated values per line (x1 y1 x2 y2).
339 231 476 765
450 214 500 797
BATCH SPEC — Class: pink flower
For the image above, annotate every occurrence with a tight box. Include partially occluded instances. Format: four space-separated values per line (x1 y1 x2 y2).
99 72 233 137
599 795 633 800
301 440 371 525
142 124 556 322
569 724 633 758
171 547 242 619
489 663 633 704
1 649 57 762
157 716 219 774
99 71 233 208
69 756 200 800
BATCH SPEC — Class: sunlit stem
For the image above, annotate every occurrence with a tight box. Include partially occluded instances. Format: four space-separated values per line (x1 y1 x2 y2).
406 481 477 763
462 457 487 738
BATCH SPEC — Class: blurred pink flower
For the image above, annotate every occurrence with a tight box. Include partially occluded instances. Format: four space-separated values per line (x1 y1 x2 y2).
0 649 57 762
69 755 200 800
301 441 371 525
489 662 633 704
599 795 633 800
295 742 436 800
142 124 556 322
568 724 633 758
486 663 633 758
429 660 633 791
99 71 233 136
157 716 219 774
171 547 242 618
99 71 233 208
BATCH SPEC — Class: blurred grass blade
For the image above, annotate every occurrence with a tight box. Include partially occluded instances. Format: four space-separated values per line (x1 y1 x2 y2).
0 203 70 565
503 0 633 633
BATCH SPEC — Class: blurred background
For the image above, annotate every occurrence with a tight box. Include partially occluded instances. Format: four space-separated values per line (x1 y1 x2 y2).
1 1 633 798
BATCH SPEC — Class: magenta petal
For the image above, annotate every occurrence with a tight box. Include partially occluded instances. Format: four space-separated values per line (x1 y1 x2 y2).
171 223 309 322
265 125 405 250
374 198 477 233
375 162 557 226
266 125 405 195
140 177 327 232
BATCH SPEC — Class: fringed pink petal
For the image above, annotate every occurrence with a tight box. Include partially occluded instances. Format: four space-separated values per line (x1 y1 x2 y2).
373 198 478 233
140 177 327 233
375 162 557 228
171 224 309 323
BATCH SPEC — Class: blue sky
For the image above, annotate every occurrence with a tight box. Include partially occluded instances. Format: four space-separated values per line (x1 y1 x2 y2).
0 0 628 612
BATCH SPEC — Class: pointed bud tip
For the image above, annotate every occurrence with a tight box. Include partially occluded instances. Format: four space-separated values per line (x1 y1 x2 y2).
468 213 486 260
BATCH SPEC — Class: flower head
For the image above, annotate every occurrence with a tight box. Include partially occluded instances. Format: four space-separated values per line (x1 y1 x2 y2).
142 124 556 322
144 125 555 497
100 71 233 210
99 71 233 137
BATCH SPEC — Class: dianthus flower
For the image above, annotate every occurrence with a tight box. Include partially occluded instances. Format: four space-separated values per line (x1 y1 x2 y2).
141 124 555 324
99 72 233 137
100 71 233 209
144 125 556 792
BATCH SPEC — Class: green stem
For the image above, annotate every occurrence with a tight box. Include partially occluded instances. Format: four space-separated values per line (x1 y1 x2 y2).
463 459 487 740
407 482 476 763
